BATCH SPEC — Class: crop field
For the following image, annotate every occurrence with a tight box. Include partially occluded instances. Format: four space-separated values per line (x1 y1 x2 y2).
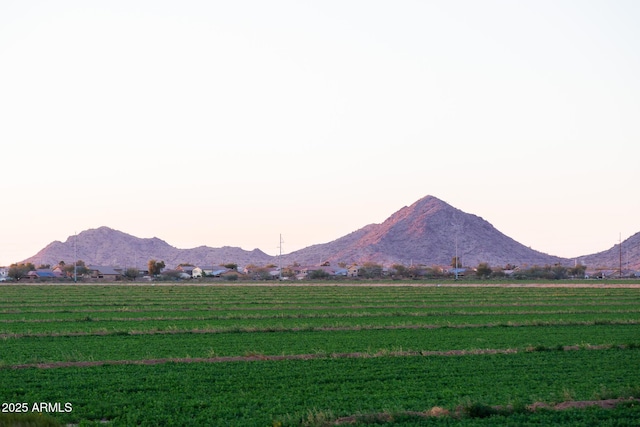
1 283 640 426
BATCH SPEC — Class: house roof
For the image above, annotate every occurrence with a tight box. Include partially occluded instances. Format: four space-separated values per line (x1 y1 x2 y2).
29 269 57 278
199 266 223 271
87 265 121 275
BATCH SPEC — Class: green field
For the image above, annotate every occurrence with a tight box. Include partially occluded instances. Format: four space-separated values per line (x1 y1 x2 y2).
1 284 640 426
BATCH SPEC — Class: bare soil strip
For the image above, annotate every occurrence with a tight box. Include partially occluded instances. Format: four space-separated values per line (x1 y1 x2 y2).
4 308 640 323
7 349 515 369
333 398 640 424
10 345 632 370
3 319 639 339
3 318 640 339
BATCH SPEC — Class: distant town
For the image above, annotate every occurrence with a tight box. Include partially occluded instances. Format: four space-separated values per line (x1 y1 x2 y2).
2 257 639 283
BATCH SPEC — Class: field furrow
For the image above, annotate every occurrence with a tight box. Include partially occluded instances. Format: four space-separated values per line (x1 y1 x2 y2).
1 283 639 426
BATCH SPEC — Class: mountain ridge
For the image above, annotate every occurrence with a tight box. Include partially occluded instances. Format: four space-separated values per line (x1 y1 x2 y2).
282 195 567 267
21 195 640 270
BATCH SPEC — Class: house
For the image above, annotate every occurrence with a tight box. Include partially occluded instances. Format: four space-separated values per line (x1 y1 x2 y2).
293 265 348 280
176 265 195 277
0 267 8 281
220 270 245 280
25 269 57 280
243 265 276 280
502 268 517 277
448 268 466 277
196 266 230 277
334 268 348 276
347 265 360 277
585 269 617 279
87 265 122 281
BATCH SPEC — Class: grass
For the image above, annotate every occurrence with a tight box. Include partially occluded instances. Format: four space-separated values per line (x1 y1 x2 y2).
1 284 639 426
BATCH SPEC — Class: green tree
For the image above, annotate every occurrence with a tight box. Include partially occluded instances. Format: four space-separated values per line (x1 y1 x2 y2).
257 270 273 280
223 263 238 271
392 264 411 278
569 264 587 278
280 267 296 279
550 264 568 280
308 269 330 280
62 260 89 278
148 260 166 276
124 268 139 281
476 262 492 278
162 270 182 280
8 263 35 281
359 262 383 279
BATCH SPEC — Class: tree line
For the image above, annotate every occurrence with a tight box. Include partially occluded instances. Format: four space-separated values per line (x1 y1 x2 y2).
4 259 595 282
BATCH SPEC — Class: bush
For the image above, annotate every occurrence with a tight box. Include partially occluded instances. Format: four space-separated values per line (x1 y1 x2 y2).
308 270 330 280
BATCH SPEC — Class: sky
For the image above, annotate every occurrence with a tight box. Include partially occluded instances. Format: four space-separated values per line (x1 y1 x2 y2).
1 0 639 266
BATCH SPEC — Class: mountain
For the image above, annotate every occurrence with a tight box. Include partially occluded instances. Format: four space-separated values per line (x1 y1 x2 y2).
580 232 640 271
24 227 273 269
282 196 567 267
21 195 639 270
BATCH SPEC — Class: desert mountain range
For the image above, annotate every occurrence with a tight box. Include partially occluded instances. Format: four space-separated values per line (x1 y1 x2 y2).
23 196 640 270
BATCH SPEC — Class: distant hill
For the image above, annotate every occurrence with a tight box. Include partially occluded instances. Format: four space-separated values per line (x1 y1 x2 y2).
24 227 273 269
282 195 567 267
21 195 640 270
580 232 640 271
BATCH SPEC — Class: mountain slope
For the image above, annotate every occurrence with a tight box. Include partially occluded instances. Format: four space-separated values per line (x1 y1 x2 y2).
24 227 273 269
580 232 640 271
21 196 638 270
284 196 567 267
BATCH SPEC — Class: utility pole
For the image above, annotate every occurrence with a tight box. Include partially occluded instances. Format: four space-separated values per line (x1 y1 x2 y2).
278 234 284 280
74 232 77 283
619 233 622 279
455 234 459 281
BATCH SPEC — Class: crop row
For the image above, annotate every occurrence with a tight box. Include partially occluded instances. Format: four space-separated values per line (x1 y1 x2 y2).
2 349 639 426
2 324 639 366
2 284 639 425
3 294 639 310
4 303 640 322
2 312 640 336
2 285 638 308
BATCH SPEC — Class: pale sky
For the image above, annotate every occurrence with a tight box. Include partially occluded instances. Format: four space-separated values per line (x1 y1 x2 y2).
1 0 639 266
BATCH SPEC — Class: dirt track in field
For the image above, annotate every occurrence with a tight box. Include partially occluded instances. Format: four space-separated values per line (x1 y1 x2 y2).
12 281 640 288
332 398 640 423
6 348 517 370
9 344 630 370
